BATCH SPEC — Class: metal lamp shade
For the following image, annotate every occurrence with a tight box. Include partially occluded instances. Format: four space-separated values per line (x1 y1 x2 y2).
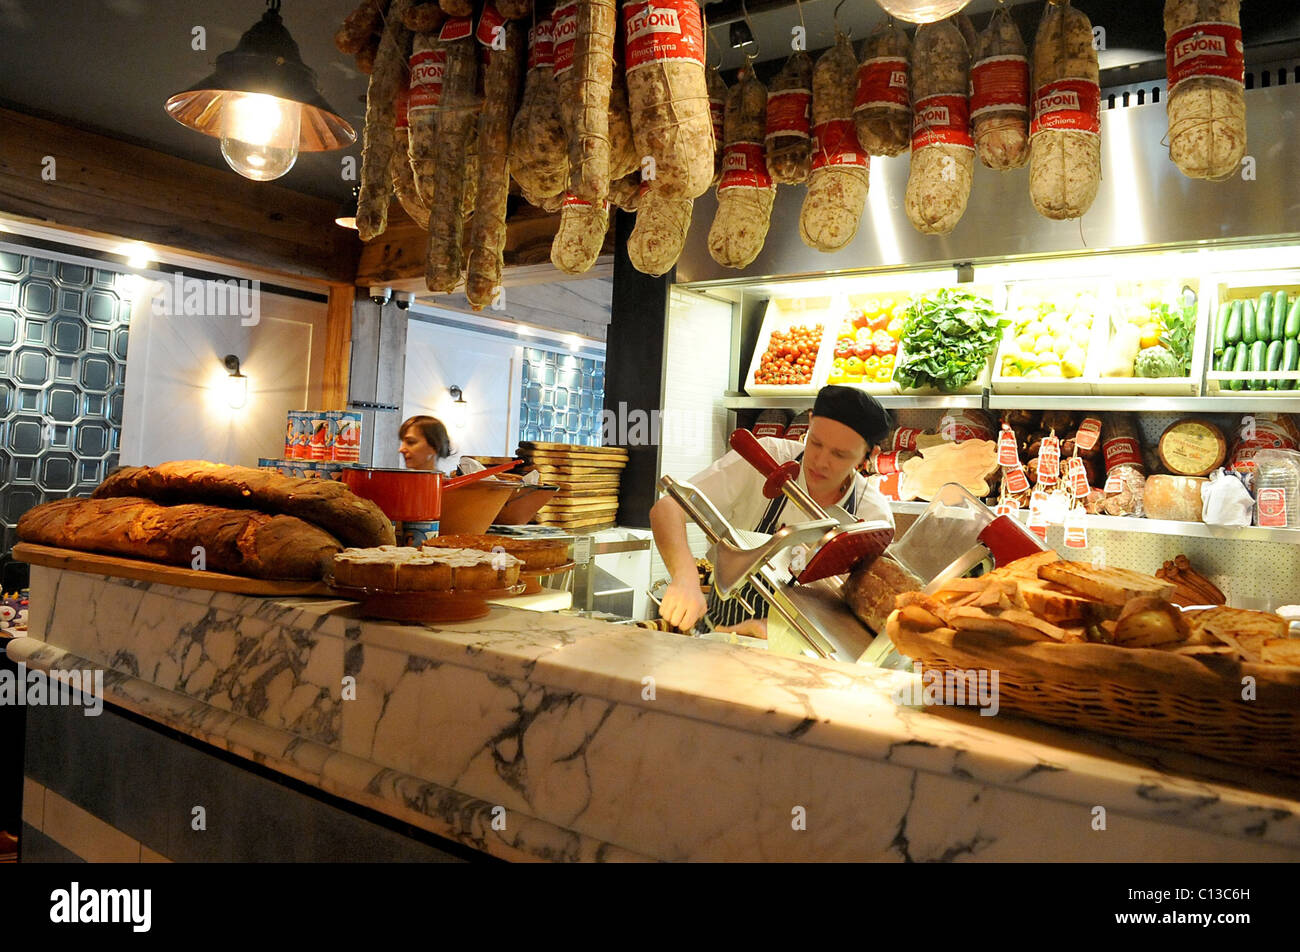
164 6 355 151
873 0 973 24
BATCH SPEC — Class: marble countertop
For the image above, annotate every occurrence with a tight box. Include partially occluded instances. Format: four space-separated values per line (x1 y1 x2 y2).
15 565 1300 861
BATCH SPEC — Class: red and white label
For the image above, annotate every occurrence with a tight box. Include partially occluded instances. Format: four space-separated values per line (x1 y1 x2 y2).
971 55 1029 119
812 118 869 171
1004 464 1030 495
1167 22 1245 92
409 48 446 112
892 427 922 452
874 472 903 500
911 94 973 151
1031 79 1101 136
1064 508 1088 548
623 0 705 73
1075 417 1102 452
998 424 1020 467
1102 436 1142 470
552 2 579 75
1028 489 1050 537
528 18 555 69
394 83 410 129
1068 456 1090 498
752 422 785 438
720 142 772 190
440 16 474 42
853 56 909 115
1037 436 1060 486
874 451 905 476
785 422 810 441
1103 472 1126 494
766 88 812 141
994 497 1020 517
476 3 507 47
1258 488 1289 527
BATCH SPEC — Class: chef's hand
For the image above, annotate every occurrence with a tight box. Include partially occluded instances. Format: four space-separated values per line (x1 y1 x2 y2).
660 576 708 631
716 619 768 640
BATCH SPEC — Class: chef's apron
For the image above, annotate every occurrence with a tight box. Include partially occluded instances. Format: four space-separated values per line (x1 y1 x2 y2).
706 454 859 629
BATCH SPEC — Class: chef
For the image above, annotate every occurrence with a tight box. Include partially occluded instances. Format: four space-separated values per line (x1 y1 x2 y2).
651 385 894 638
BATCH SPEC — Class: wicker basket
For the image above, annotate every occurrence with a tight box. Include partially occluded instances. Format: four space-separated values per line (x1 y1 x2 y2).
887 612 1300 776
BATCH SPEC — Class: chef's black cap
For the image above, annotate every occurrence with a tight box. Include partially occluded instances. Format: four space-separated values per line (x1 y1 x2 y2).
812 385 892 446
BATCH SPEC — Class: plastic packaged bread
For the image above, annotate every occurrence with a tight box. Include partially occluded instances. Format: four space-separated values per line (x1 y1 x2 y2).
853 20 911 157
18 497 342 581
800 34 869 252
904 17 975 236
1028 0 1101 220
707 70 775 269
91 460 396 548
1164 0 1246 181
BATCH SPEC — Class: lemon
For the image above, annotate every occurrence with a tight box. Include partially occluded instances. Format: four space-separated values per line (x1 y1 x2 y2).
1062 347 1087 377
1070 324 1092 347
1038 362 1063 377
1024 368 1043 379
1016 332 1037 351
1035 334 1056 354
1052 336 1072 356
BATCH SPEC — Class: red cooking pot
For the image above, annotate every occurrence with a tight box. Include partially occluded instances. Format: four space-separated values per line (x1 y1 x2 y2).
341 460 519 523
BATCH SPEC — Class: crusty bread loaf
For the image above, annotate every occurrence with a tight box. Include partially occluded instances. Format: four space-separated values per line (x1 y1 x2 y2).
841 556 921 634
91 460 395 548
17 497 341 580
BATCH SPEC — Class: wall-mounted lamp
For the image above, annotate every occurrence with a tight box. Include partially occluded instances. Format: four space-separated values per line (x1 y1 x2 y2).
223 354 248 409
448 385 468 430
165 0 356 182
335 187 360 230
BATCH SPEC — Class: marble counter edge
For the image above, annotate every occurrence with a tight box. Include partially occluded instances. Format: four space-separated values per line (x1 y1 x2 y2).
6 637 653 864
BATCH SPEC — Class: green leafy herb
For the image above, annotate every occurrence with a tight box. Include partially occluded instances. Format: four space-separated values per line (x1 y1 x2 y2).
1154 294 1197 375
895 289 1008 392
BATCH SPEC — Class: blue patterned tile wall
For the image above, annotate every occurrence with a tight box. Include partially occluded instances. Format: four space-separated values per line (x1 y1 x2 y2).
518 348 604 446
0 251 131 554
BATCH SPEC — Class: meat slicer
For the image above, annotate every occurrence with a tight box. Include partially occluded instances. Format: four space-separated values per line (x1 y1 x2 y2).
658 430 894 661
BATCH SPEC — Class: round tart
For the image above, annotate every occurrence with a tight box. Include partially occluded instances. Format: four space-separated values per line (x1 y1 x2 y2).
423 534 569 572
333 545 522 592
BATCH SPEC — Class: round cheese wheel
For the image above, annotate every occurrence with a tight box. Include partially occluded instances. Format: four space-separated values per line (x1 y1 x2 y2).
1158 419 1226 477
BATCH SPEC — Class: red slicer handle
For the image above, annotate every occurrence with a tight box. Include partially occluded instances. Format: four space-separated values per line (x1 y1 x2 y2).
978 515 1049 565
730 429 796 499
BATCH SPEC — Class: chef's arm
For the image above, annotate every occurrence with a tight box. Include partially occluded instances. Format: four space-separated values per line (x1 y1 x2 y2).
649 495 708 629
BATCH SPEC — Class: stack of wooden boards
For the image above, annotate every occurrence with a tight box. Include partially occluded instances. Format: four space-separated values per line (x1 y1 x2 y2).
515 441 625 530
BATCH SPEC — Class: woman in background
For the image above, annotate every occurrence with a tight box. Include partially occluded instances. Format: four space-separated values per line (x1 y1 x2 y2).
398 415 455 472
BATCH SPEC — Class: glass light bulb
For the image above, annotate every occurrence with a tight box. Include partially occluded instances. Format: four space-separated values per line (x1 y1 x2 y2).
874 0 973 25
218 92 301 181
226 373 248 409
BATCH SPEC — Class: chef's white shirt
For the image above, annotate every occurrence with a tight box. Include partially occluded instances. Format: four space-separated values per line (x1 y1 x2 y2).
687 437 894 539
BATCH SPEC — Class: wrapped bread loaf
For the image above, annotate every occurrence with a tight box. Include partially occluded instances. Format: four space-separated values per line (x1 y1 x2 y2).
391 83 430 228
629 189 693 276
91 461 396 548
466 15 525 310
424 17 481 292
336 0 387 54
707 64 728 184
623 0 713 199
853 20 911 157
904 17 974 236
972 5 1031 170
551 197 610 274
799 34 869 252
408 31 445 208
707 70 775 269
403 1 444 31
1028 0 1102 220
1164 0 1246 181
356 0 414 241
510 18 568 206
567 0 618 204
18 497 342 581
766 51 813 182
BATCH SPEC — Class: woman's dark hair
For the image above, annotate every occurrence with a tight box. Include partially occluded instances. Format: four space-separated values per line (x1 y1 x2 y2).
400 415 453 459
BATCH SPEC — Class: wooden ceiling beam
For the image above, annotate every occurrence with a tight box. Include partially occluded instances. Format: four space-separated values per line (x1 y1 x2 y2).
0 106 360 286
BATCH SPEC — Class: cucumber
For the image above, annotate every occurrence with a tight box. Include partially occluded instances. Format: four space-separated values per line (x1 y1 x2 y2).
1284 339 1299 390
1287 298 1300 339
1272 291 1289 341
1229 341 1248 390
1218 342 1236 374
1225 299 1244 344
1268 339 1284 387
1242 300 1257 345
1258 291 1274 334
1213 301 1232 354
1250 339 1267 390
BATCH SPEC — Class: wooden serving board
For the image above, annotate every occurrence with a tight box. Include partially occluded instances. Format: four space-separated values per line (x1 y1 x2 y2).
519 441 628 456
13 543 334 596
525 452 627 465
